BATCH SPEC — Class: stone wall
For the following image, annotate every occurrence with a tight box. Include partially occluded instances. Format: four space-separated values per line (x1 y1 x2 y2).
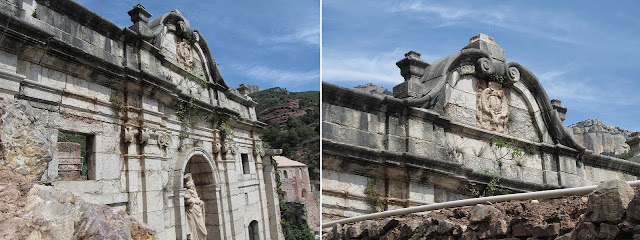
0 1 282 239
322 34 640 218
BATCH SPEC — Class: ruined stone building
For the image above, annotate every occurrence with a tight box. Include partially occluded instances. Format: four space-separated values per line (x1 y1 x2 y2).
322 33 640 217
0 1 283 239
274 156 320 232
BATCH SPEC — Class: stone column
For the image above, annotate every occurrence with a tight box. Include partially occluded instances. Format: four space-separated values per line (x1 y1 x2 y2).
262 150 285 240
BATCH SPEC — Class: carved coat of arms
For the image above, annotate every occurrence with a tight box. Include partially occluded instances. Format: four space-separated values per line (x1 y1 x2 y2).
476 81 509 133
177 38 193 70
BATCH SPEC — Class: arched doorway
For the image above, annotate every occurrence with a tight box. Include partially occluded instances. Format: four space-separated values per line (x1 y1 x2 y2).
248 220 259 240
182 152 222 239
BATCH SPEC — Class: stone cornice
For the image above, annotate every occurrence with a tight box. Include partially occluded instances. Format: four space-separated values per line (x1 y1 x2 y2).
323 139 555 192
0 4 263 125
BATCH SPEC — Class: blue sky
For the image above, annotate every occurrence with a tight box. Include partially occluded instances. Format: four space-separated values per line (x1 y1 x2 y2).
323 0 640 132
76 0 320 92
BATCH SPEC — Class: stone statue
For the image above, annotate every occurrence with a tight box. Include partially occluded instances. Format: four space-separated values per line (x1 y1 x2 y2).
184 173 207 240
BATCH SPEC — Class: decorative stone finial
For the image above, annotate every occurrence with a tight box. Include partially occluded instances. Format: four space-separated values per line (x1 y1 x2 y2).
463 33 505 62
128 4 152 24
551 99 567 122
393 50 430 99
396 50 430 82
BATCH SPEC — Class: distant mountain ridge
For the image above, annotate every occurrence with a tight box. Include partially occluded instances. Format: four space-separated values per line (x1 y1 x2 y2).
353 83 392 96
568 119 633 155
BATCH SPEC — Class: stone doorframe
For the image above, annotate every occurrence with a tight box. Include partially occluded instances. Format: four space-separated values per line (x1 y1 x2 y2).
174 147 226 239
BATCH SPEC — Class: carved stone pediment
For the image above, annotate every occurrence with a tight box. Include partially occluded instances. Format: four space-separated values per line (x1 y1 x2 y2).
476 81 509 133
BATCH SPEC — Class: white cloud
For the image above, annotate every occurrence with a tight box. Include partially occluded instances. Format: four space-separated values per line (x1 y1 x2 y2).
323 49 412 88
233 65 318 85
537 70 640 108
270 26 320 45
389 1 587 45
537 70 597 102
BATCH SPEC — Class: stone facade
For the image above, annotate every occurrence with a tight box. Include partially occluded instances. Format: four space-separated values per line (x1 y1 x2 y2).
0 1 282 239
322 33 640 218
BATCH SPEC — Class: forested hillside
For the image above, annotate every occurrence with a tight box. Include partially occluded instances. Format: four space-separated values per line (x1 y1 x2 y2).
250 88 320 189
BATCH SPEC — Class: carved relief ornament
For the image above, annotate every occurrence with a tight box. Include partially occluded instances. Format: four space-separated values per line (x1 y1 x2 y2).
476 81 509 133
455 57 521 133
157 132 172 148
176 38 193 71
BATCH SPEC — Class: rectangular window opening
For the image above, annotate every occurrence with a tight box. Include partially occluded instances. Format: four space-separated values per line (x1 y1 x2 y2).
57 131 94 181
241 153 250 174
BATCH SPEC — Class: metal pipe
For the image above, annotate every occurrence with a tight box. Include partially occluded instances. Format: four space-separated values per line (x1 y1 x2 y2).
322 180 640 229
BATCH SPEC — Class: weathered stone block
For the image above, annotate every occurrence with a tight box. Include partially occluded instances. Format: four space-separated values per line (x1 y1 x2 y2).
587 180 634 223
469 205 501 223
409 182 435 203
532 223 560 238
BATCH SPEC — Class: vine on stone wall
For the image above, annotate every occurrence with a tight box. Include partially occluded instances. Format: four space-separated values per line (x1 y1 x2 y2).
176 98 197 140
217 118 233 141
109 93 125 114
364 180 385 212
465 169 510 198
187 74 207 88
488 74 507 85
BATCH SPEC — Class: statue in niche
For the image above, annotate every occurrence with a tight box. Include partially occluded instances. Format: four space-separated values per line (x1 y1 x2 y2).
476 81 509 133
184 173 207 240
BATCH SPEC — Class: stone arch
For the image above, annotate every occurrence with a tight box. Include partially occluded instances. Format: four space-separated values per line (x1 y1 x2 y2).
175 148 224 239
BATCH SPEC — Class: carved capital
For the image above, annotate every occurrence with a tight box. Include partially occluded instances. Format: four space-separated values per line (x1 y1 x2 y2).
124 126 135 143
222 142 237 155
212 142 222 153
139 128 150 144
253 145 265 157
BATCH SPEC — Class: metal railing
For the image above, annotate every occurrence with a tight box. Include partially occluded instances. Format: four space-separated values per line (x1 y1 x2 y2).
322 180 640 229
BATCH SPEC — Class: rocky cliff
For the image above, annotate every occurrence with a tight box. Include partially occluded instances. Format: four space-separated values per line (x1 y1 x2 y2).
568 119 633 155
353 83 392 96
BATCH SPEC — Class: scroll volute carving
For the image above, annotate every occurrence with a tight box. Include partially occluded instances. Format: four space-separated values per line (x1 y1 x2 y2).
157 132 172 148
